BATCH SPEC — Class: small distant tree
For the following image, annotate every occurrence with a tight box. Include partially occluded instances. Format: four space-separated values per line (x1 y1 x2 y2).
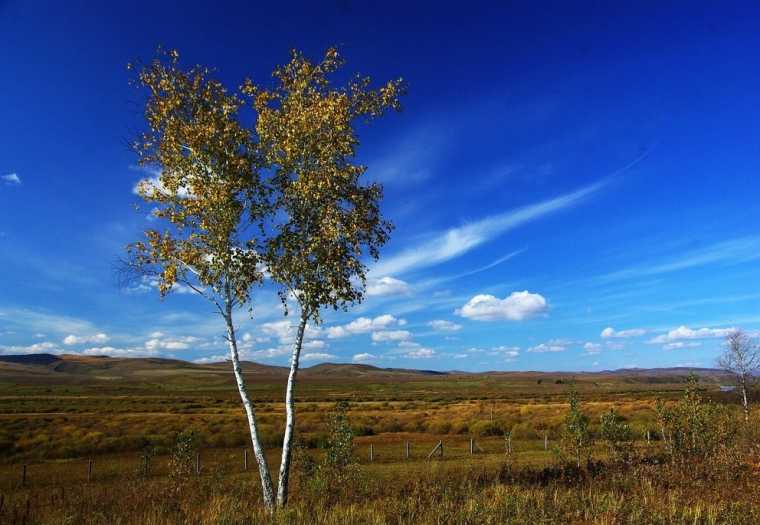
718 329 759 421
247 48 404 507
558 385 592 468
656 373 734 465
600 407 633 461
124 51 276 508
324 401 356 472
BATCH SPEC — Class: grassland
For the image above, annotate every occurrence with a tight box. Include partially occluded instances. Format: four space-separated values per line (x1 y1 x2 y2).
0 354 756 524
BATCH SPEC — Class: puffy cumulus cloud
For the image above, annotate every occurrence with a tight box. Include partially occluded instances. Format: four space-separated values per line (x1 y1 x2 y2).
63 333 109 345
649 325 735 344
144 335 200 351
427 320 462 332
302 340 327 350
352 352 377 363
390 341 436 359
527 339 567 353
405 347 436 359
242 332 270 344
2 173 21 185
132 168 194 200
366 276 410 297
123 276 199 295
371 330 411 342
302 352 337 361
193 355 227 364
583 342 602 355
663 341 703 350
456 291 547 321
246 346 291 359
261 320 322 344
327 314 405 339
0 341 63 355
600 327 647 339
81 346 159 357
468 345 520 358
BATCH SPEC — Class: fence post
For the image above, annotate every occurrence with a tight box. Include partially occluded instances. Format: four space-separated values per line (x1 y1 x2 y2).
195 452 201 476
369 444 374 462
507 433 512 455
470 438 474 455
646 430 651 444
143 455 149 478
244 449 248 471
544 433 548 451
405 441 410 459
88 459 93 482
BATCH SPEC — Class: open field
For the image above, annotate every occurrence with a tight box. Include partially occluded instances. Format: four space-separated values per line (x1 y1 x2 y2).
0 354 758 524
0 354 741 462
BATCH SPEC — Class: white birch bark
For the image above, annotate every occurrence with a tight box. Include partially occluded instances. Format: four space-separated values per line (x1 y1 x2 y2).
276 310 308 506
224 302 275 510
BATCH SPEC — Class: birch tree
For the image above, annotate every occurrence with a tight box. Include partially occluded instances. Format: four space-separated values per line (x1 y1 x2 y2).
124 51 276 509
718 329 759 421
245 48 404 506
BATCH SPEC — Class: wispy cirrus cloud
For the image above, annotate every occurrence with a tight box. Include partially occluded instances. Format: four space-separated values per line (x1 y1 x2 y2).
371 180 606 277
598 236 760 283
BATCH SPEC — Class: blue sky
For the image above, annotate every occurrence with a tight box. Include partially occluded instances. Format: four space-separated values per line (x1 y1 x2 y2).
2 1 760 371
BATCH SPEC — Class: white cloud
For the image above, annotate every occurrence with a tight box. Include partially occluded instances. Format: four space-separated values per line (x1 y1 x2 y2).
0 341 63 355
125 276 201 295
371 330 411 342
366 276 410 297
302 352 337 361
372 181 605 276
302 340 327 350
583 342 602 355
528 340 567 353
144 335 199 351
327 314 405 339
427 320 462 332
600 327 647 338
405 347 436 359
261 320 322 344
649 325 735 344
2 173 21 185
247 346 291 359
456 291 547 321
663 341 703 350
352 353 377 363
193 355 227 364
81 346 159 357
466 345 520 358
63 333 110 345
132 165 194 200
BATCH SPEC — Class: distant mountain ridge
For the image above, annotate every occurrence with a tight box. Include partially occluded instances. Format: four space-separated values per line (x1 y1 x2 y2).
0 353 732 382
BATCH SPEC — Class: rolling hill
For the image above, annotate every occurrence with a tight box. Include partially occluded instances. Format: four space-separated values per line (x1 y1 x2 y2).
0 353 733 387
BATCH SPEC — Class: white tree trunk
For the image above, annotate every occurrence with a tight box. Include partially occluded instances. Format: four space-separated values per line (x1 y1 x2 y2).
225 309 275 510
276 311 308 507
741 380 750 421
